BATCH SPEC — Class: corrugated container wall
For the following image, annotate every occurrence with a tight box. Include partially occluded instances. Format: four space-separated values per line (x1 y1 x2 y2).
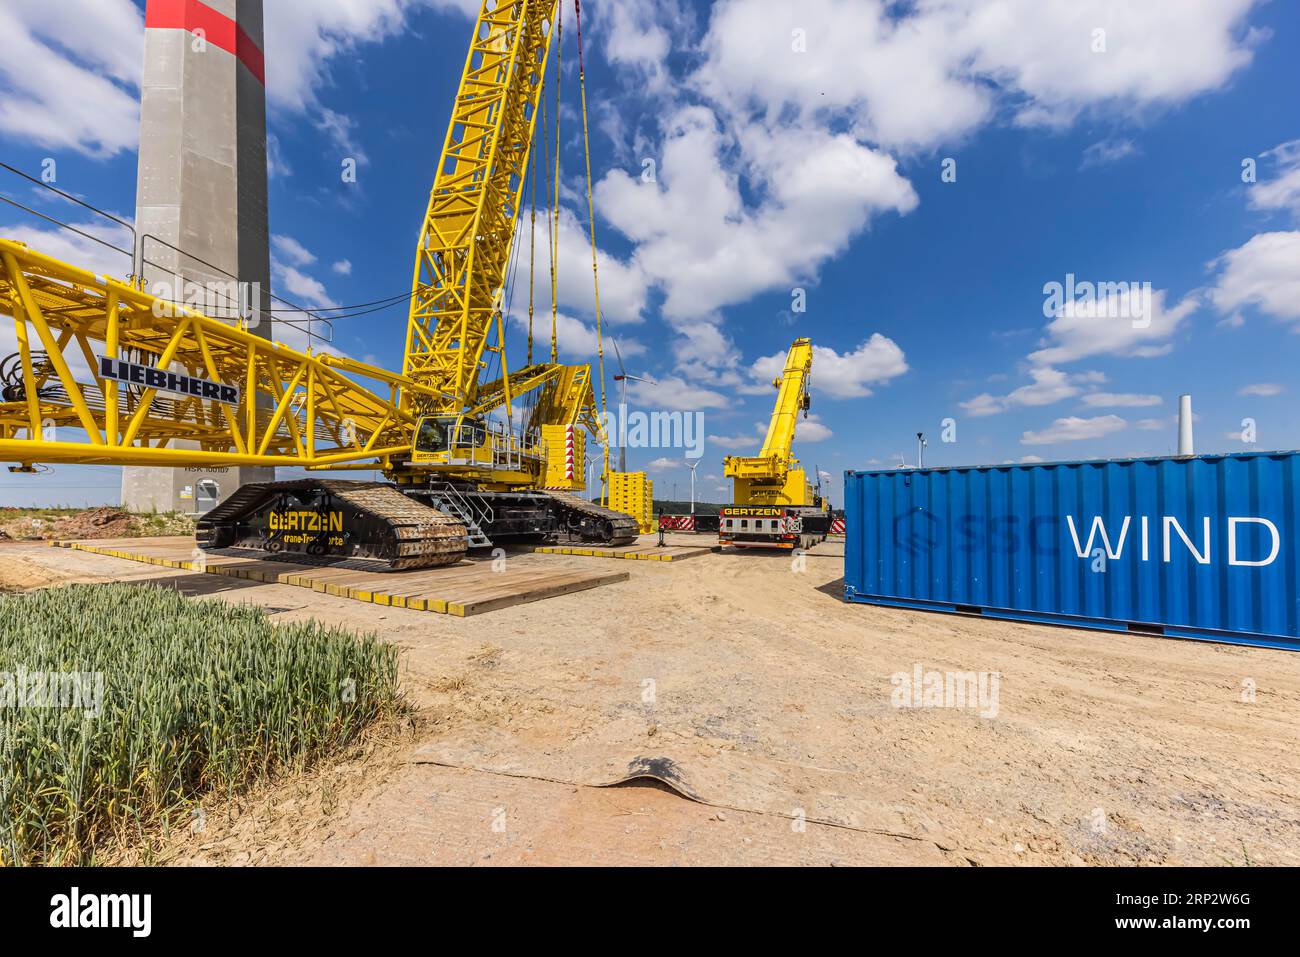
843 452 1300 650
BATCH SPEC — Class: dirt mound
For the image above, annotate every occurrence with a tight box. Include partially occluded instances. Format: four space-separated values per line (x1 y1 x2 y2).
55 507 133 539
0 507 134 541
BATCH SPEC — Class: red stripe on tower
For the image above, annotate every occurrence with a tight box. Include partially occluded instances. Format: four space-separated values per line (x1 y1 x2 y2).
146 0 266 85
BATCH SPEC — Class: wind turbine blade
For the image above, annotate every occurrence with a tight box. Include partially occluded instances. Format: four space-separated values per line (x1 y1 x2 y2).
611 337 626 376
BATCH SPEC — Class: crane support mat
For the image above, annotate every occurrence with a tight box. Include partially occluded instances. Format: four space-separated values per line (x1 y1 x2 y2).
532 542 714 561
51 537 628 617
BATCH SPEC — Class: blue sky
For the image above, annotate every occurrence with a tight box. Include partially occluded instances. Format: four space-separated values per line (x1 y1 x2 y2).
1 0 1297 506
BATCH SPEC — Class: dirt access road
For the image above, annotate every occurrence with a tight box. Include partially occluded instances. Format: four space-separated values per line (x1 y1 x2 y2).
6 536 1299 866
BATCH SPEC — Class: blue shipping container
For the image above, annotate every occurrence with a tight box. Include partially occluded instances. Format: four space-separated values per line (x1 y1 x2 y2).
843 452 1300 651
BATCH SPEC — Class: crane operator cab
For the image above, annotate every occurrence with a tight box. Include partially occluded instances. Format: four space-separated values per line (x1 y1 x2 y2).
413 416 452 456
413 414 488 466
410 413 543 475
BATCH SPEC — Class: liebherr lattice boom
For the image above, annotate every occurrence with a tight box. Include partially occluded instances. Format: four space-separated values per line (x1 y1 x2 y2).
404 0 556 415
0 0 638 567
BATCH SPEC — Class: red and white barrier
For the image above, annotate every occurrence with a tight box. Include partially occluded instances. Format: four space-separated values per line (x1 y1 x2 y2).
658 514 695 531
829 517 845 535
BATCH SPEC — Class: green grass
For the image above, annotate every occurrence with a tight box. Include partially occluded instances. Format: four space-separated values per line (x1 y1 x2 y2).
0 507 83 520
126 511 195 537
0 583 402 866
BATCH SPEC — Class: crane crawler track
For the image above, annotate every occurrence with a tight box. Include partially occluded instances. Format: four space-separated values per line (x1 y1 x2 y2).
543 490 639 547
197 480 467 571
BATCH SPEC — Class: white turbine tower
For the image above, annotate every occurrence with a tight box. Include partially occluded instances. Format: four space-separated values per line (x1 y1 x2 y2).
610 337 655 474
685 458 700 515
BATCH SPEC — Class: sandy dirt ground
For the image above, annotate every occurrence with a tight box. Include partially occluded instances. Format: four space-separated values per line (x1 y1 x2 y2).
4 536 1298 866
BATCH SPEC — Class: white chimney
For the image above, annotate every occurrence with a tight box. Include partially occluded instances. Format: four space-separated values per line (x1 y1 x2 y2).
1178 394 1194 456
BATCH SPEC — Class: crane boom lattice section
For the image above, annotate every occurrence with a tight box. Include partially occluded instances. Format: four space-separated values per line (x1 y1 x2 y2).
0 240 415 469
403 0 557 415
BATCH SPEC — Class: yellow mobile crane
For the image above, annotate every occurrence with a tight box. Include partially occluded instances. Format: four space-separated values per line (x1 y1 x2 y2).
0 0 636 569
719 337 831 550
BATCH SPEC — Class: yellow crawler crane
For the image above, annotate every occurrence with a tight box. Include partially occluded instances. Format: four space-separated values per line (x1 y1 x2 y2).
719 337 831 550
0 0 637 569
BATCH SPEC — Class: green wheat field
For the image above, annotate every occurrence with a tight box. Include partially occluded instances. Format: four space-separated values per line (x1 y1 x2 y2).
0 583 402 866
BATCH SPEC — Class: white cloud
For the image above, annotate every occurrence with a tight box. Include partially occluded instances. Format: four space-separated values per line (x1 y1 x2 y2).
621 0 1262 377
271 234 316 268
313 107 368 165
1208 231 1300 326
707 431 759 451
960 393 1005 418
1021 414 1127 445
809 337 909 399
597 0 688 96
748 336 908 401
698 0 991 151
331 259 353 276
1001 367 1085 406
267 133 292 178
1239 383 1283 397
961 367 1101 416
596 106 917 320
695 0 1261 152
1080 138 1139 169
539 312 645 362
671 321 743 383
647 456 681 472
1020 454 1044 463
1029 288 1197 365
1135 418 1168 431
1248 139 1300 218
628 375 728 412
0 0 142 157
521 207 649 326
0 0 484 159
0 217 135 280
795 414 833 443
261 0 477 114
951 0 1261 127
271 261 337 311
707 412 830 450
1079 392 1162 408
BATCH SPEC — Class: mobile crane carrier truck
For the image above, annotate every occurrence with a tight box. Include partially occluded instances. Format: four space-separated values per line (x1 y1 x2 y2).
719 337 831 550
